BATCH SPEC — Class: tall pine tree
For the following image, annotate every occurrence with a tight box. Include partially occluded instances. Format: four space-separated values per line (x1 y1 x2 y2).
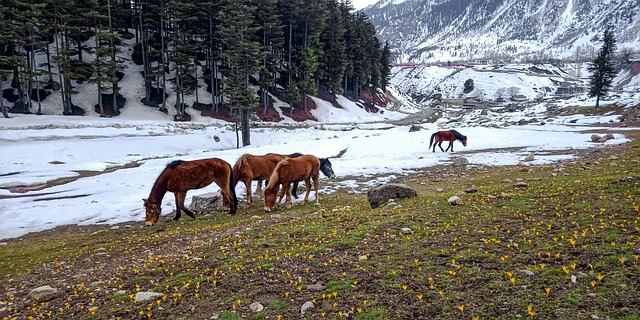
588 27 617 110
217 0 263 147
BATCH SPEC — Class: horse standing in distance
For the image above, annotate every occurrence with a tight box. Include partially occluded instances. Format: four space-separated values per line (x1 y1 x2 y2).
263 155 320 212
143 158 238 226
429 129 467 152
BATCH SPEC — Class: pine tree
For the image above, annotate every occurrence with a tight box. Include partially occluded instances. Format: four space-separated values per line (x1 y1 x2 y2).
588 27 617 110
380 41 392 91
216 0 263 147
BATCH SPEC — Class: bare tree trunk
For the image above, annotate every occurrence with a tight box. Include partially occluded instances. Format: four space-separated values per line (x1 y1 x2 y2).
0 77 9 118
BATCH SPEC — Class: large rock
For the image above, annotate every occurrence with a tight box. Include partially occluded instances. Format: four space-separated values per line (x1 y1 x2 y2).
29 285 59 300
452 156 469 166
367 183 418 208
135 291 164 302
189 192 222 213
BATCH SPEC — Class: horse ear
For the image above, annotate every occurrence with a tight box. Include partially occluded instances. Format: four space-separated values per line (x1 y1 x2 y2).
143 198 149 204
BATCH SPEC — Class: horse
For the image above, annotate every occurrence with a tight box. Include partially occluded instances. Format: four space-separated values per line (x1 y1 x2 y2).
143 158 238 226
289 157 336 199
428 129 467 152
232 153 288 205
263 154 320 212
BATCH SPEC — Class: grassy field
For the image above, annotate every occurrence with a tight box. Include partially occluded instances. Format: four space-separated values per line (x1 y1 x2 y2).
1 130 639 320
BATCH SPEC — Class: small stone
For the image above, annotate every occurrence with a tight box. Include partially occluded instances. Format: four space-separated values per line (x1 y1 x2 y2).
518 270 535 277
90 281 105 287
524 154 535 162
401 228 412 234
0 242 7 246
110 226 120 230
502 179 512 183
435 188 445 193
191 240 205 246
515 182 528 188
307 282 326 291
465 185 478 193
301 301 315 314
250 302 264 312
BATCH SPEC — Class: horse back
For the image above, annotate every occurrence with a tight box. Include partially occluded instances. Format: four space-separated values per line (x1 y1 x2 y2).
274 155 320 184
234 153 286 181
165 158 230 192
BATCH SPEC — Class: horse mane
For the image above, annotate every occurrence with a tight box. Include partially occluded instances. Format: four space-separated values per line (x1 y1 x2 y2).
234 154 250 168
167 160 183 169
265 158 289 190
451 130 466 140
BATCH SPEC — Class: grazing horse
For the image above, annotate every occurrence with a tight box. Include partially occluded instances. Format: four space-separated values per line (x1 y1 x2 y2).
143 158 238 226
263 155 320 212
232 153 288 205
429 129 467 152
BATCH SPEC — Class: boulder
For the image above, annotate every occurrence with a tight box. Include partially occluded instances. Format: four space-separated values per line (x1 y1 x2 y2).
29 285 59 300
448 196 462 205
524 154 535 162
367 183 418 209
189 192 222 213
409 124 421 132
135 292 164 302
452 157 469 166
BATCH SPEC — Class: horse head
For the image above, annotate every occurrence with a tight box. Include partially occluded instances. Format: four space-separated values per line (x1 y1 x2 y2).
461 136 468 147
263 186 279 212
319 158 336 179
143 198 161 226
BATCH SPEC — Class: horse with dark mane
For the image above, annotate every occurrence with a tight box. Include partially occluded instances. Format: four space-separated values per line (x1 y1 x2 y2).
143 158 238 226
428 129 467 152
263 154 320 212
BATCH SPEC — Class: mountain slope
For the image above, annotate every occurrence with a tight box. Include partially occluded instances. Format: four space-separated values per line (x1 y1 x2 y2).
363 0 640 63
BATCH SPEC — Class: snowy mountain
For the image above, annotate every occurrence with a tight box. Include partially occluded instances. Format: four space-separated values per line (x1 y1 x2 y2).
363 0 640 63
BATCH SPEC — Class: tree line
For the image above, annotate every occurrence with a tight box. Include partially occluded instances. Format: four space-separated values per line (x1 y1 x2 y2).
0 0 391 145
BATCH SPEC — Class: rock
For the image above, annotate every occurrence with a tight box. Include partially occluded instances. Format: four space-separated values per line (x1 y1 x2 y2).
435 188 445 193
515 182 528 188
448 196 462 205
301 301 315 314
0 242 6 246
524 154 535 162
590 134 602 142
401 227 412 234
518 270 535 277
502 179 512 183
114 290 127 295
367 183 417 209
90 281 105 287
250 302 264 312
517 119 528 125
409 124 421 132
307 282 326 291
465 185 478 193
213 135 220 142
452 156 469 166
135 291 164 302
29 285 59 300
189 192 222 213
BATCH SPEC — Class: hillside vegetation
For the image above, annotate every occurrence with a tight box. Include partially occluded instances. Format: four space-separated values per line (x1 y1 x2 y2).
1 130 639 319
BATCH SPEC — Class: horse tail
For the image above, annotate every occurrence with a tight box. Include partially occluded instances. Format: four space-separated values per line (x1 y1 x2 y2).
428 132 437 148
227 162 238 213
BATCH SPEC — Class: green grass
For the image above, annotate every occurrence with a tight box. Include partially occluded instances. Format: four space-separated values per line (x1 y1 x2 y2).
1 131 640 319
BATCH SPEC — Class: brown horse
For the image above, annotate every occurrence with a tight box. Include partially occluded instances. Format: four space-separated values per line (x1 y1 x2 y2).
143 158 238 226
263 155 320 212
232 153 288 205
429 129 467 152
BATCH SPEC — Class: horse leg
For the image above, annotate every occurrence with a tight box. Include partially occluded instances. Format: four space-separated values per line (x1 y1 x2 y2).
173 193 182 221
283 183 294 208
244 180 253 205
445 142 452 152
312 175 319 205
176 192 196 219
292 181 299 199
255 180 264 196
302 177 312 204
438 141 445 152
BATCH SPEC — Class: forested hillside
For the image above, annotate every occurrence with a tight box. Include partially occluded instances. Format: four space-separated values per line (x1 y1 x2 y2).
0 0 391 133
